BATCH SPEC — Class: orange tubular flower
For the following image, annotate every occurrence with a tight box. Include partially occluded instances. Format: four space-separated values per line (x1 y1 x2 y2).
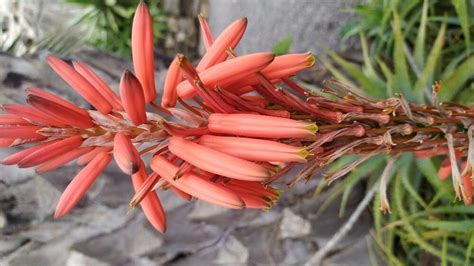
208 113 318 139
77 146 112 165
0 114 29 125
132 1 156 103
168 136 272 181
197 14 214 51
47 55 112 114
196 17 247 71
438 158 453 180
2 103 67 128
113 132 141 175
36 147 94 173
161 55 182 108
199 135 309 163
131 165 167 233
72 61 123 111
17 135 83 168
0 139 14 147
177 52 275 99
55 151 112 218
119 71 147 126
151 155 245 209
0 124 44 140
1 139 60 165
225 52 315 90
27 94 94 129
25 87 91 118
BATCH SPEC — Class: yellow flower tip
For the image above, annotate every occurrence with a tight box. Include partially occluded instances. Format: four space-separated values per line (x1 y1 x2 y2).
307 123 318 134
275 189 283 196
298 148 310 160
306 53 316 67
271 165 282 174
264 195 279 204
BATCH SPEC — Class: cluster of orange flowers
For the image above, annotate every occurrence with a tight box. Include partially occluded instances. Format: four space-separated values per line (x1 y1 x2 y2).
1 2 472 233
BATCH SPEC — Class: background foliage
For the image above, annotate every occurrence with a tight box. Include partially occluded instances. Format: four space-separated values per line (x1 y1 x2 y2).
321 0 473 264
65 0 168 57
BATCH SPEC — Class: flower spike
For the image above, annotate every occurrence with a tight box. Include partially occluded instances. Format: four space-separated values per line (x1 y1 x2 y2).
1 2 472 234
132 1 156 103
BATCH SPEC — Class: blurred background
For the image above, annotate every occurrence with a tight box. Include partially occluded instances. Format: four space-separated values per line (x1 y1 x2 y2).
0 0 472 265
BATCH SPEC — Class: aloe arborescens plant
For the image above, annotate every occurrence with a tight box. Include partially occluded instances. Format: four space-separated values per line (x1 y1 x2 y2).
0 5 472 264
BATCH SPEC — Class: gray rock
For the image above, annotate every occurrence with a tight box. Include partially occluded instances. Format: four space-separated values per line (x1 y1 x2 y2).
66 251 109 266
278 208 312 239
0 211 6 229
72 212 163 264
154 188 190 213
4 205 133 265
207 0 359 55
0 52 89 108
246 209 281 227
281 238 317 265
66 205 131 235
187 201 230 220
1 174 60 224
0 150 36 185
214 235 249 264
8 241 71 266
0 235 25 256
33 174 61 220
17 221 73 243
